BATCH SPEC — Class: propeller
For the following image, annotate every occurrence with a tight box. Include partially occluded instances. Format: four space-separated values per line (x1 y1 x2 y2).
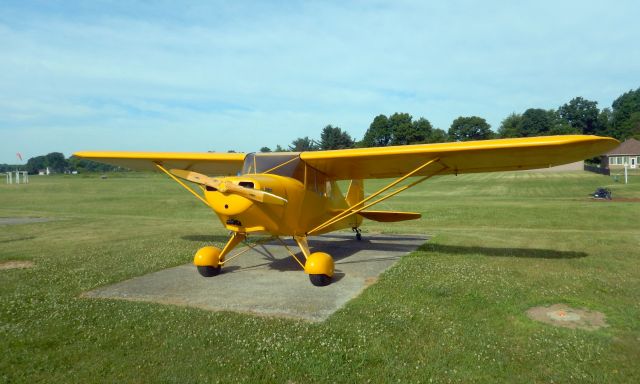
169 169 288 206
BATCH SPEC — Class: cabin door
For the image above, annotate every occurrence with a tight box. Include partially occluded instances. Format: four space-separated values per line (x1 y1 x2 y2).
630 157 637 169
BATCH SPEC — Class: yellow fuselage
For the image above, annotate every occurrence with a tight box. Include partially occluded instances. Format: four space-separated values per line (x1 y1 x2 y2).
205 174 360 236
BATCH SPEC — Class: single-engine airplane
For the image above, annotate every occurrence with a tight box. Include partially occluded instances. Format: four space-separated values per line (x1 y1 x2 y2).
76 135 618 286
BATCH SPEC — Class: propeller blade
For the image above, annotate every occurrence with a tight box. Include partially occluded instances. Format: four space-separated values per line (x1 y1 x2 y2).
224 183 288 206
169 169 287 206
170 169 222 189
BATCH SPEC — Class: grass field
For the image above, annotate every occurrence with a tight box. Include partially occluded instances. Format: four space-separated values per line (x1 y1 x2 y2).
1 171 639 383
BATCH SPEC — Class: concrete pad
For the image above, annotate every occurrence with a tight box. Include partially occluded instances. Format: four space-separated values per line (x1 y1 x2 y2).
84 233 427 321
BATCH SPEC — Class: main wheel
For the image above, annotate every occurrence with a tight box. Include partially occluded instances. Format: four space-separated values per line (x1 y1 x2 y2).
309 274 331 287
356 232 362 241
197 265 221 277
304 252 334 287
194 246 222 277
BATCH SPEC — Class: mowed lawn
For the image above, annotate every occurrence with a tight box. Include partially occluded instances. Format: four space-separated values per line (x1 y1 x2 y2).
1 171 639 383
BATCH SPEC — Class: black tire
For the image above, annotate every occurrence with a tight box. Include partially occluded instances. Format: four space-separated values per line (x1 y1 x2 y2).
197 265 221 277
309 274 331 287
356 232 362 241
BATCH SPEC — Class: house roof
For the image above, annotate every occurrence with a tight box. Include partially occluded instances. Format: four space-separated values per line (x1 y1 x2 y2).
605 138 640 155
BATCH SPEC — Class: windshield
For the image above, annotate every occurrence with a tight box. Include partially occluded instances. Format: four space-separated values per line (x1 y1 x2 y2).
242 153 304 181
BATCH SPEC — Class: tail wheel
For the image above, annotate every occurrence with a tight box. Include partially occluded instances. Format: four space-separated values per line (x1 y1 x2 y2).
197 265 221 277
353 227 362 241
309 274 331 287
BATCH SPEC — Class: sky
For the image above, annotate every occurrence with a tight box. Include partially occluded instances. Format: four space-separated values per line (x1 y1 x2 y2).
1 0 639 163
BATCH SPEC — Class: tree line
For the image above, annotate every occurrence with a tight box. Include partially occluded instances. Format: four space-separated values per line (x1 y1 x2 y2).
1 153 122 174
263 87 640 152
5 87 638 173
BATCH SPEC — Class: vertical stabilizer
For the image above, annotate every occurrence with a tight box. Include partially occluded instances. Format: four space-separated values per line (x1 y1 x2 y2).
346 179 364 207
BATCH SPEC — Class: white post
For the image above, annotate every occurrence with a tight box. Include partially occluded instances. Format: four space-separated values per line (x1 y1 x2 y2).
624 164 628 184
25 172 29 184
7 172 12 184
15 171 20 184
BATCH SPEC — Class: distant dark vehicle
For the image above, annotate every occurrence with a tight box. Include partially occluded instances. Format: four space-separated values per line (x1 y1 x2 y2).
591 187 612 200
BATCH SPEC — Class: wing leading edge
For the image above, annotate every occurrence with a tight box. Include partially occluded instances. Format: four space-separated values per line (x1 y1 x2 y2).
300 135 619 180
73 151 246 176
75 135 618 179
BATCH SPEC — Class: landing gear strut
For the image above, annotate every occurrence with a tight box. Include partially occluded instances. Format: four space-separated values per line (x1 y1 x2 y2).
352 227 362 241
193 233 246 277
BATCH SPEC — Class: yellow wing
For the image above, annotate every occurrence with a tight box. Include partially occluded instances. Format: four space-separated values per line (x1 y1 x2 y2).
300 135 619 179
73 151 245 176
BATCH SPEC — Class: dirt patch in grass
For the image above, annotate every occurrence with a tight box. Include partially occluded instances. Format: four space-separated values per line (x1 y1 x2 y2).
526 304 608 331
0 260 34 270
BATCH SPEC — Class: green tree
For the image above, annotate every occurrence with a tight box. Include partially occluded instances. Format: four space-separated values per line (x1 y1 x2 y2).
393 117 433 144
388 113 414 145
274 144 286 152
289 137 318 152
362 113 435 146
548 109 579 135
620 112 640 139
426 128 448 143
597 108 613 137
498 113 522 138
259 147 272 153
26 155 46 174
519 108 552 137
1 164 26 172
319 125 355 150
360 114 392 147
68 156 122 173
558 97 600 134
44 152 68 173
448 116 492 141
407 117 434 144
612 88 640 139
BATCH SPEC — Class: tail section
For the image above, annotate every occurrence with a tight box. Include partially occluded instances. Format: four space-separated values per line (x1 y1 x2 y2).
358 210 421 222
346 180 420 223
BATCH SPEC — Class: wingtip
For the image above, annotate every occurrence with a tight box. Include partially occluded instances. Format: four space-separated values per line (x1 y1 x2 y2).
596 136 621 151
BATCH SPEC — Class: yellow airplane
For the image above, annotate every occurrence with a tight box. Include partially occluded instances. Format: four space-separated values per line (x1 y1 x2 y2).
76 135 618 286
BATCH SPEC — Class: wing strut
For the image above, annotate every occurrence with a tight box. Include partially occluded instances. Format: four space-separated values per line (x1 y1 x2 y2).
307 158 448 235
155 163 212 209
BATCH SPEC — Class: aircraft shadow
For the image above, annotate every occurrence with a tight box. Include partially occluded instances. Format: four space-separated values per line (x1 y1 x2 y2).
319 233 429 242
419 243 587 259
0 236 36 244
181 235 235 243
222 234 427 275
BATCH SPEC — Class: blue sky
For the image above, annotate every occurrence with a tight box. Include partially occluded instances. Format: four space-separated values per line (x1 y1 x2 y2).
1 0 639 163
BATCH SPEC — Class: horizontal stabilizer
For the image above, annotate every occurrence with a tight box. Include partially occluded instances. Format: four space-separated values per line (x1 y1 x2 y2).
358 210 421 222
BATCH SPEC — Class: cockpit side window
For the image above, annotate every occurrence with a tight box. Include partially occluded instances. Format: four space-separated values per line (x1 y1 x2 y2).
304 163 328 195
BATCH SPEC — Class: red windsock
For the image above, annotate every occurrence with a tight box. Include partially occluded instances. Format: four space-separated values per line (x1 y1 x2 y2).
16 153 22 161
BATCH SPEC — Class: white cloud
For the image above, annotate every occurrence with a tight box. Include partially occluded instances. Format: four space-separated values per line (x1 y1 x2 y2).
1 0 639 162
